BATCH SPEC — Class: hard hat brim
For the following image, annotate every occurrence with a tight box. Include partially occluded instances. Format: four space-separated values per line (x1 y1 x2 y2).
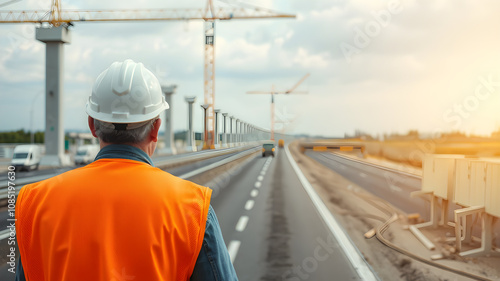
86 99 169 124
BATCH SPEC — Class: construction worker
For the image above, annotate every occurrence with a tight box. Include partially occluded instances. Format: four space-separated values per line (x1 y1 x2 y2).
15 60 238 280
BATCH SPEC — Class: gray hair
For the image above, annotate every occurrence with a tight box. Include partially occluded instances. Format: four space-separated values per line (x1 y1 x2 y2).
94 118 157 144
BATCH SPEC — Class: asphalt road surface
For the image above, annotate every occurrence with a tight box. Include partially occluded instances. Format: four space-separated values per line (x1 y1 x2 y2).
211 148 366 280
305 151 430 219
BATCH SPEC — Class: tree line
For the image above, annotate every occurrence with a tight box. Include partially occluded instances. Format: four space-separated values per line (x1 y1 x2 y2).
0 130 44 143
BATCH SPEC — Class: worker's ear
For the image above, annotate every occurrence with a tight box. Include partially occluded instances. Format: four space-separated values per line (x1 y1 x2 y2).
88 116 98 138
150 118 162 143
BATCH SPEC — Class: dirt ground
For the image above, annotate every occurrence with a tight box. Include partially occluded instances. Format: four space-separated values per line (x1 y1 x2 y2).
288 142 500 281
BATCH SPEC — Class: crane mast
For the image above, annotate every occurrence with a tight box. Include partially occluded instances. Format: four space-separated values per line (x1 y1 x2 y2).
203 0 216 148
203 20 216 148
247 74 309 140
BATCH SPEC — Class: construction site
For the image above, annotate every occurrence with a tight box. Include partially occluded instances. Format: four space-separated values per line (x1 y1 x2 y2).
1 0 499 280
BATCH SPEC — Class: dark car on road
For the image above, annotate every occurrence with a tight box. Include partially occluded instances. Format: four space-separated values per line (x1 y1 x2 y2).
262 143 275 157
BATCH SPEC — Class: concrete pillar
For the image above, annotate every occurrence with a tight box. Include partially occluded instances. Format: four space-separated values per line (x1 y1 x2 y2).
222 113 228 147
245 123 249 143
214 109 220 147
241 122 246 144
235 119 240 145
244 123 248 142
201 104 210 150
185 96 197 152
240 121 244 144
229 116 234 147
36 26 71 166
240 120 244 144
161 85 177 155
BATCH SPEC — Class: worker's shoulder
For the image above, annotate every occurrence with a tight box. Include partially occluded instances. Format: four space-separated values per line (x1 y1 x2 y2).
23 165 86 189
18 166 85 199
140 167 211 201
151 167 208 190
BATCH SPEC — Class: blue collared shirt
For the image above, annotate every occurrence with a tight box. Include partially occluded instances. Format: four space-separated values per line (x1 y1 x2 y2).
16 144 238 281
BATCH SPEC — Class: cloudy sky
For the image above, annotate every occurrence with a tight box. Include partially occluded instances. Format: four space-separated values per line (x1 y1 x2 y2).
2 0 500 138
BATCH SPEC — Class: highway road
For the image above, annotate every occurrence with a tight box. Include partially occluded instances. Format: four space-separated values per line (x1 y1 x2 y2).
0 146 377 280
305 151 430 219
210 148 372 280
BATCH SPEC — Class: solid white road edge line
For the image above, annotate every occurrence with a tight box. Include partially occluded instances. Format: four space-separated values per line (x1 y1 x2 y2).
227 240 241 264
285 144 379 281
245 200 255 210
235 216 249 232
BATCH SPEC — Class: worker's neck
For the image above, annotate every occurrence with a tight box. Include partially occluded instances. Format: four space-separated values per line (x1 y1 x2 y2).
99 140 156 157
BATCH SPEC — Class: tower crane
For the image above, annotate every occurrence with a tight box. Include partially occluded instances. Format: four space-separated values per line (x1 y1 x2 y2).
0 0 295 163
247 73 309 140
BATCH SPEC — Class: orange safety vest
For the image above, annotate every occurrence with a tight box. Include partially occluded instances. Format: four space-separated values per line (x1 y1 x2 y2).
16 158 212 281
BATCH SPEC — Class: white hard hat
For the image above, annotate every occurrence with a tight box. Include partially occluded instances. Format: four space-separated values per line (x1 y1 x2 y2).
86 59 169 124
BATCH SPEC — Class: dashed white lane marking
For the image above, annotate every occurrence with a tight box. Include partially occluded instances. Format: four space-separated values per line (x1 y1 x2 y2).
0 229 10 240
227 240 241 263
250 189 259 197
245 200 255 210
359 172 367 178
226 157 273 265
235 216 249 232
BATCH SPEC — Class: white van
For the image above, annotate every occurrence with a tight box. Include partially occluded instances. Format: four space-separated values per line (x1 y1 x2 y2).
74 145 100 165
11 144 42 171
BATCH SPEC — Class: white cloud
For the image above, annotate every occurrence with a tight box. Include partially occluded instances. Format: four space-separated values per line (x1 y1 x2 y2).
310 5 343 19
217 37 270 70
292 47 329 69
